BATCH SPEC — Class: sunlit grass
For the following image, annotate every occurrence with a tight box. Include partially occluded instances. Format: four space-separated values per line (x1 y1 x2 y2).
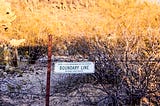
0 0 160 56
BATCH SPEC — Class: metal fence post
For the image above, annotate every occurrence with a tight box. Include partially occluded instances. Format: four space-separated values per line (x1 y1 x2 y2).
46 34 52 106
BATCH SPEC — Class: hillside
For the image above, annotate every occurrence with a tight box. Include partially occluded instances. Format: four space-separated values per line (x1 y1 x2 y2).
0 0 160 106
1 0 159 46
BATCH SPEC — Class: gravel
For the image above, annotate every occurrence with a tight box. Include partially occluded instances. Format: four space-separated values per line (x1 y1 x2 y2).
0 56 106 106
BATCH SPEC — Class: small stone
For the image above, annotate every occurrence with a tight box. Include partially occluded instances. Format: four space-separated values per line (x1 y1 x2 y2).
17 74 23 77
3 72 7 75
36 72 39 75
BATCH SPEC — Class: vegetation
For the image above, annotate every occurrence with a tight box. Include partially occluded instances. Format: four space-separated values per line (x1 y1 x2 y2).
0 0 159 105
0 0 159 47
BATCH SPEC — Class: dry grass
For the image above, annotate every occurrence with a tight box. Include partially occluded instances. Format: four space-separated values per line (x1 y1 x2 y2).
0 0 159 57
0 1 159 105
0 0 159 45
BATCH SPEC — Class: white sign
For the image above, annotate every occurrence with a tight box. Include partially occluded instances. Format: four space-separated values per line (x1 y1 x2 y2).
54 62 95 74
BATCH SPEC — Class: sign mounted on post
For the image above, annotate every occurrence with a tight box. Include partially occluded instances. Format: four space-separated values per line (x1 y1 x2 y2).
54 62 95 74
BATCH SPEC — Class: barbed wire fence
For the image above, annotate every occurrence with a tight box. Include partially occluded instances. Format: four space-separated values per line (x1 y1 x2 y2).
0 59 159 105
0 35 160 106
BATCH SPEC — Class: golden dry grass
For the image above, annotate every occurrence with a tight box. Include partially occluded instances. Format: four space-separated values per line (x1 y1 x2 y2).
0 0 160 57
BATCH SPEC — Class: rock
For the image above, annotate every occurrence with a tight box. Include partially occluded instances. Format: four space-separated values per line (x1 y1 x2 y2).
3 72 7 76
141 97 149 105
0 84 8 91
0 65 5 70
35 72 39 75
17 74 23 77
5 64 9 71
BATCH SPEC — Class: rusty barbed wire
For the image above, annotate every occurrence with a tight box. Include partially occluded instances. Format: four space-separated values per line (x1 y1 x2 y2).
0 58 159 63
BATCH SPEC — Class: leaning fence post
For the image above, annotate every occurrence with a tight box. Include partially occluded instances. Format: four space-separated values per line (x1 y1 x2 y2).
46 34 52 106
12 46 18 67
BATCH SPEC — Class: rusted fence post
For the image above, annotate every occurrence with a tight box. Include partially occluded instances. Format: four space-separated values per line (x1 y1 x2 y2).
46 34 52 106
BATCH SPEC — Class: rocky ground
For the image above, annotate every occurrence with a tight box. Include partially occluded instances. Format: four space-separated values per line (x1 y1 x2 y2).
0 56 107 106
0 55 158 106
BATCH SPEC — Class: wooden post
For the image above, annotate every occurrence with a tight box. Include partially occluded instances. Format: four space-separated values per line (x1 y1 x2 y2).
3 45 10 67
46 34 52 106
12 47 18 67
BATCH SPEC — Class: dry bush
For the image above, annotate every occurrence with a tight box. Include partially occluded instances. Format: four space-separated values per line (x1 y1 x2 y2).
53 32 159 105
87 30 160 105
66 36 90 56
